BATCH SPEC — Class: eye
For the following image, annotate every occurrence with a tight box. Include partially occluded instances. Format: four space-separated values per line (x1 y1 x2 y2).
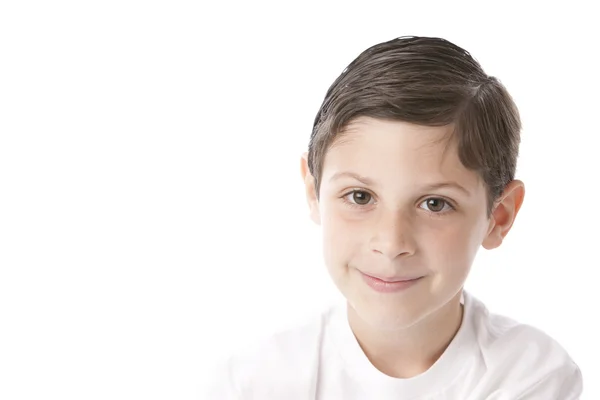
419 198 454 213
343 190 373 206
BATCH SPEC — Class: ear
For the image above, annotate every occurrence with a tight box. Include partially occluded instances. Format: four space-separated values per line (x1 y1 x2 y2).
482 180 525 250
300 152 321 225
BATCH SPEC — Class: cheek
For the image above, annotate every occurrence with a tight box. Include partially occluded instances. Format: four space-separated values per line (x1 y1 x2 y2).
422 219 483 270
321 205 365 264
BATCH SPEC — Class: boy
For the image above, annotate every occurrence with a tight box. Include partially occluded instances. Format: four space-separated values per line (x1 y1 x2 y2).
206 36 582 399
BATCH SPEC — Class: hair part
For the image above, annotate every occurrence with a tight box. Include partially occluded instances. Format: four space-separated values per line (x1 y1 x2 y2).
307 36 521 216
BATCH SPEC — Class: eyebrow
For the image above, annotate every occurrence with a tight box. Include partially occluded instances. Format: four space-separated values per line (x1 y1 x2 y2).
329 171 471 196
329 171 375 186
422 182 471 196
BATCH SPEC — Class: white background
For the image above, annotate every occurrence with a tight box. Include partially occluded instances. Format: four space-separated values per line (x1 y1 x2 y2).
1 1 598 399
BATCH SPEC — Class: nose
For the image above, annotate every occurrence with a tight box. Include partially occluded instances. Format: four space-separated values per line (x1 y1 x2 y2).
369 208 417 260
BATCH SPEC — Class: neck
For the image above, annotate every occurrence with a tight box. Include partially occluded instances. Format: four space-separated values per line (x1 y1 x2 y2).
347 291 464 379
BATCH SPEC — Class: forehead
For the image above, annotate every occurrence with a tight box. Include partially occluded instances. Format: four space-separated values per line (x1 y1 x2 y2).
322 117 481 188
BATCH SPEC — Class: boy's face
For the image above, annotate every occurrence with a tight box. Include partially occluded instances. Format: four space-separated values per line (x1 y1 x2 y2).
301 117 523 330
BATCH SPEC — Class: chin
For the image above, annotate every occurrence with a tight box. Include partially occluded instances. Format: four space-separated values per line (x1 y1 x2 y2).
348 294 430 331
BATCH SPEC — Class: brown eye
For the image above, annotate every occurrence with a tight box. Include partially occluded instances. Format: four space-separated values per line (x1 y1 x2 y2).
421 198 451 213
351 191 372 205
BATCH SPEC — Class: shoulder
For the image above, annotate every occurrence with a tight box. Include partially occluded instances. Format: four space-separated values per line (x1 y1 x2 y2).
204 305 334 399
467 294 576 370
466 293 583 398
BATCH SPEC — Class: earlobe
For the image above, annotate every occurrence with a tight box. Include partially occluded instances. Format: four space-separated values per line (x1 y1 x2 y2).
482 180 525 250
482 216 502 250
300 152 321 225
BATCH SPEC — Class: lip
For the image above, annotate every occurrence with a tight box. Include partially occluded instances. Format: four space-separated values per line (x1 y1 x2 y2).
360 271 424 293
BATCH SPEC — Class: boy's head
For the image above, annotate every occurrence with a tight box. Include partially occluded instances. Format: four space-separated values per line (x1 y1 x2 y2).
300 36 525 331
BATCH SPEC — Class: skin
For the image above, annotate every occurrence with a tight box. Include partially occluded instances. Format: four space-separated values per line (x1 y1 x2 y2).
300 116 525 378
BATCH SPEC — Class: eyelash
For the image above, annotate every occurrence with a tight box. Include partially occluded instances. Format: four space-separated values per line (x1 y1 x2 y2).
340 189 456 215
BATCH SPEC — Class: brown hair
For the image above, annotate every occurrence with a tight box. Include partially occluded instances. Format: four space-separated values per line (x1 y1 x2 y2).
307 36 521 215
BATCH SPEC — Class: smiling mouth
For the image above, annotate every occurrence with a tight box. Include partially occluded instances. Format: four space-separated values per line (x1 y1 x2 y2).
359 271 425 293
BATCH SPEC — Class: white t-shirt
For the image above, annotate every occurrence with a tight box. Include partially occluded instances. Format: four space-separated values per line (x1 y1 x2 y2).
205 291 582 399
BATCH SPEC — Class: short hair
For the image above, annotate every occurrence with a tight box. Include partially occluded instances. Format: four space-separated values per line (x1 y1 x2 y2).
307 36 521 215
